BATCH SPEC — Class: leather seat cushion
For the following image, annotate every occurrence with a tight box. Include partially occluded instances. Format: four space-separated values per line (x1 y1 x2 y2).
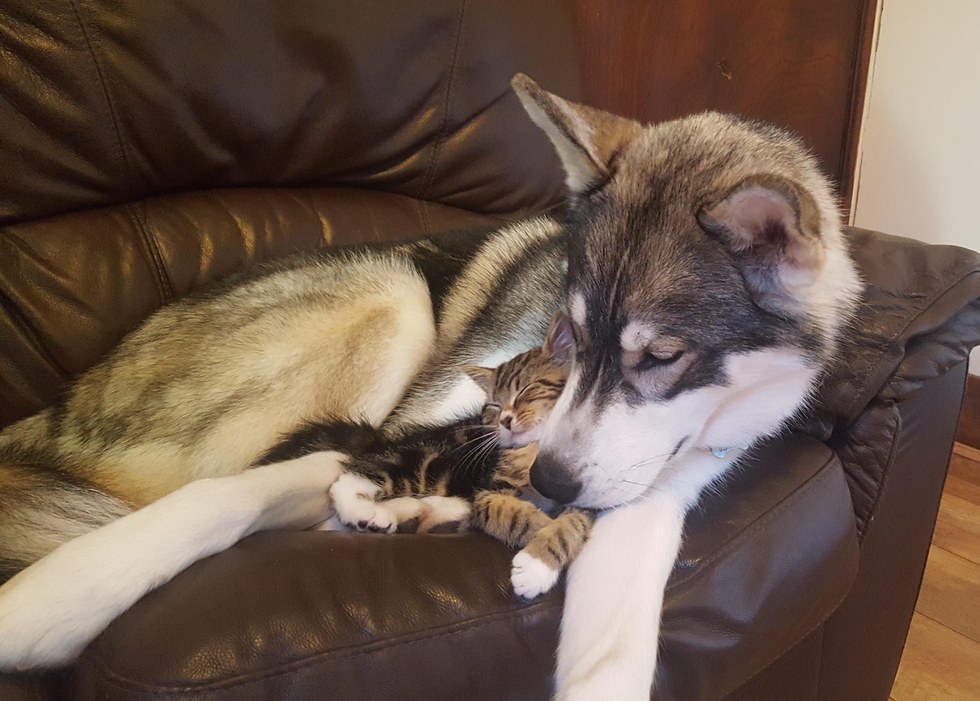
68 435 858 701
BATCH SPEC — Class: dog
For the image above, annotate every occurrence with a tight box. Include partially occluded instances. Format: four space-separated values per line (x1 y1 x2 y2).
512 76 861 699
0 74 860 700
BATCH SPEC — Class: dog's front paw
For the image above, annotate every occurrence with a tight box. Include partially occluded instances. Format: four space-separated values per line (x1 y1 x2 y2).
511 550 560 599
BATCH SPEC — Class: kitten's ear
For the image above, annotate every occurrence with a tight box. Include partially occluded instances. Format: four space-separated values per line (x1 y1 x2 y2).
543 311 574 365
511 73 641 195
459 365 494 395
697 174 827 292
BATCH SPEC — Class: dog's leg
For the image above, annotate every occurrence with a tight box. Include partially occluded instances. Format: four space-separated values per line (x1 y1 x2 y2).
554 492 687 701
0 450 345 672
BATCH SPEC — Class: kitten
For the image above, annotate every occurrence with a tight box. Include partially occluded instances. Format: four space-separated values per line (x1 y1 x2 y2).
262 313 593 597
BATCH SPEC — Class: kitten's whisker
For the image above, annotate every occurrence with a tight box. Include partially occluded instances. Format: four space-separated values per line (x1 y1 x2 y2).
470 436 500 473
448 429 497 457
454 438 487 471
453 433 495 454
455 433 498 474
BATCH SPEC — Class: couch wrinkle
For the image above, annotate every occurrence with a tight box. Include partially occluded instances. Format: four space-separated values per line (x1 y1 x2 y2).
840 256 978 428
832 401 901 536
668 449 839 591
92 599 562 695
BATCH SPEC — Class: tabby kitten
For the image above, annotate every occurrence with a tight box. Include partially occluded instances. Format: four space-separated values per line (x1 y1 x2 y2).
261 313 594 597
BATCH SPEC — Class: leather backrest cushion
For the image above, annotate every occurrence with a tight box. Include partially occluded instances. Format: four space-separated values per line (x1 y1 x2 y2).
0 188 500 426
0 0 584 426
0 0 579 225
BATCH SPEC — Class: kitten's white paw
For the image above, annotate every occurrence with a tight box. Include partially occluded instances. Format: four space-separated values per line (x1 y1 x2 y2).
511 550 560 599
344 501 397 534
329 473 397 534
417 496 471 533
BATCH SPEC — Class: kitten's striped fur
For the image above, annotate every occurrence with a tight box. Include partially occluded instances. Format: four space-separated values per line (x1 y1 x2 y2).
263 314 594 593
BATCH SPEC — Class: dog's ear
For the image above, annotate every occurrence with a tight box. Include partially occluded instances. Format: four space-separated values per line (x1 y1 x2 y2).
697 175 828 292
543 311 574 365
512 73 641 195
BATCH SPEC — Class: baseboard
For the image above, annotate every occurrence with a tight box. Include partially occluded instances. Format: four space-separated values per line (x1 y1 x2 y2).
956 373 980 450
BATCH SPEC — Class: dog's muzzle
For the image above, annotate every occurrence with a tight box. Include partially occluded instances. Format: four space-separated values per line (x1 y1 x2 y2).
530 451 581 505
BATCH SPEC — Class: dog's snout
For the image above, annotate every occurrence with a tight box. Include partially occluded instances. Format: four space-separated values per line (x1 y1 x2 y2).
530 452 581 504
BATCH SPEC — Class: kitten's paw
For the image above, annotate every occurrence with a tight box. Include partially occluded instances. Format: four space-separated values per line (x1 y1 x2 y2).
417 496 471 533
341 502 398 533
381 497 427 533
329 474 397 534
511 550 560 599
350 502 397 534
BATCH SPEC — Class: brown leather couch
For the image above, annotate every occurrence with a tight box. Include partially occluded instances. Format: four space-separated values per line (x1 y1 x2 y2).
1 2 978 700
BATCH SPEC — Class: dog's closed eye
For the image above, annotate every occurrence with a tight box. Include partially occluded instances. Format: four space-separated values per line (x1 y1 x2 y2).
634 349 684 372
621 344 694 398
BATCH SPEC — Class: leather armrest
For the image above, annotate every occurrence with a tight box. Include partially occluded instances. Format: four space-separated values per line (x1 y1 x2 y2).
659 435 859 700
62 435 857 701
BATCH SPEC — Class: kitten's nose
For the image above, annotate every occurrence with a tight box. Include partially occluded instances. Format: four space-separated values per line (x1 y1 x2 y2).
530 451 581 504
500 414 514 430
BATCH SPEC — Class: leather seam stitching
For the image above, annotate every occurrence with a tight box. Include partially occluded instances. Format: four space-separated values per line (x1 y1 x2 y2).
418 0 468 233
126 202 174 303
67 0 138 192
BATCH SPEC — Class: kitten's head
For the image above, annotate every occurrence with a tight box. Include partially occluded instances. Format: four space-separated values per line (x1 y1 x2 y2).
462 312 573 448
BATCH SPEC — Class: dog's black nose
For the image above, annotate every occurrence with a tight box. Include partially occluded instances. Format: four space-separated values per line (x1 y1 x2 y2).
530 451 581 504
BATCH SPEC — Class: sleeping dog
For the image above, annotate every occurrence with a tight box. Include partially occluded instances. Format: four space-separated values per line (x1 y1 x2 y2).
0 75 860 699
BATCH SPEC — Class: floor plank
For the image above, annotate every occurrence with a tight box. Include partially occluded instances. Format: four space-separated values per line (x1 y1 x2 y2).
891 613 980 700
945 455 980 505
891 444 980 701
933 484 980 566
915 545 980 643
955 374 980 450
953 442 980 468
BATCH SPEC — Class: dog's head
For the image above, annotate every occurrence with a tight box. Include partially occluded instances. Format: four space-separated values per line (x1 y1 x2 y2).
512 75 861 509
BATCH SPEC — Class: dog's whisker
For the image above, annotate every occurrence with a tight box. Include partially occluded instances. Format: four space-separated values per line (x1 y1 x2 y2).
609 481 672 503
616 452 672 474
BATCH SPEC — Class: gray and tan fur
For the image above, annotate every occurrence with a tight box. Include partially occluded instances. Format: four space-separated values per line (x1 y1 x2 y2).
0 74 859 701
0 227 562 583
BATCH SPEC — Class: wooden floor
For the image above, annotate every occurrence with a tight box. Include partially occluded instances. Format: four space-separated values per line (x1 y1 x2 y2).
890 442 980 701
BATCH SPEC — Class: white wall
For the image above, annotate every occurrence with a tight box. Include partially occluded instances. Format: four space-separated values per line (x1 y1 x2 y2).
852 0 980 373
